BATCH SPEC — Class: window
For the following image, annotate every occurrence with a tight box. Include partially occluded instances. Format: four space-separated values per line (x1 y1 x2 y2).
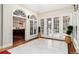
47 18 52 35
30 15 37 35
41 19 44 34
34 21 37 34
63 16 70 33
30 20 33 35
30 15 37 20
53 17 59 33
13 10 26 17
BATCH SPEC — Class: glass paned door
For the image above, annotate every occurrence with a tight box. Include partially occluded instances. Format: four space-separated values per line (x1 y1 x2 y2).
34 21 37 34
30 20 33 35
47 18 52 36
63 16 70 33
41 19 44 34
53 17 59 33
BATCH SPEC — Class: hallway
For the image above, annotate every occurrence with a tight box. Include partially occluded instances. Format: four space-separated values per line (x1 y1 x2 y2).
0 4 79 54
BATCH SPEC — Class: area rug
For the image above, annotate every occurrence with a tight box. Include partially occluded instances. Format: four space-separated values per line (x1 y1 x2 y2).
0 51 11 54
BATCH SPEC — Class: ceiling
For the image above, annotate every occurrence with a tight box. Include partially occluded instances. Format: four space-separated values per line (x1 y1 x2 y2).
22 4 72 14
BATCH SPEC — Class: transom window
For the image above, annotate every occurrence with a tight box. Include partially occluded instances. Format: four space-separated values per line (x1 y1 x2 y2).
30 15 37 20
13 10 26 17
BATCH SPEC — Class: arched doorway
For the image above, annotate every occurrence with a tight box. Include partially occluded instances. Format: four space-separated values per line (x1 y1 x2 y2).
13 9 26 46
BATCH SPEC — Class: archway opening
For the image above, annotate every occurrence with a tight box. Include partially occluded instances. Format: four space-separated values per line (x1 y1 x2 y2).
13 9 26 46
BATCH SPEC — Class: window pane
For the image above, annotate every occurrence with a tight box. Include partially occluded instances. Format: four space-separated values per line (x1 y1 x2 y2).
63 16 70 33
41 19 44 34
30 20 33 35
34 21 37 34
53 17 59 33
47 18 52 35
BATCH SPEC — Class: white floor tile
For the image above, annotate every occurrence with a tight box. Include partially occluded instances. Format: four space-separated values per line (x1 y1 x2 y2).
8 38 68 54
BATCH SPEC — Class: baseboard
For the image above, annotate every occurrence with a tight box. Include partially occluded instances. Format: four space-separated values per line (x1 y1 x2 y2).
28 37 38 40
40 37 64 41
3 43 12 48
0 46 2 49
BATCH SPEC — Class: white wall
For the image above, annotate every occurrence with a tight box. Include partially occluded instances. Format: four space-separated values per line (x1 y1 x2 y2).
77 10 79 45
0 4 1 49
72 6 79 52
39 6 73 40
3 4 38 48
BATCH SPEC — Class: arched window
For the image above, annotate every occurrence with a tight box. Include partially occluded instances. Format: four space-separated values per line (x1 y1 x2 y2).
30 15 37 35
13 9 26 29
13 9 26 17
30 15 37 20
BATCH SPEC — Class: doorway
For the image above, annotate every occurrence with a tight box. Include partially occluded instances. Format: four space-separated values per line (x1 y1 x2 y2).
13 10 26 46
13 16 26 46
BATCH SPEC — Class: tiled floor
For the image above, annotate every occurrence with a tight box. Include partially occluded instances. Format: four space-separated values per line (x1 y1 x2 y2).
8 38 68 54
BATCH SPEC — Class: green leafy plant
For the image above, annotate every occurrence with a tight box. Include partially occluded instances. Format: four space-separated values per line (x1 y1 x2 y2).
66 26 73 35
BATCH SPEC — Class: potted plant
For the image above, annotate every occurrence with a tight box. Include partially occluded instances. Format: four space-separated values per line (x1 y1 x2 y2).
65 26 73 43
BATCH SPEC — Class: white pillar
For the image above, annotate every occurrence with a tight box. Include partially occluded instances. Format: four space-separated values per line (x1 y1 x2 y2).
77 11 79 45
3 5 13 48
44 19 47 37
72 12 77 40
59 16 63 40
25 19 30 40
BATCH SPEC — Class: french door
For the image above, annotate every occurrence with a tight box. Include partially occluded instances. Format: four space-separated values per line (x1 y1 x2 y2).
30 20 33 35
63 16 70 33
40 19 44 36
30 19 38 39
34 20 38 37
30 19 34 38
40 15 71 40
47 18 52 37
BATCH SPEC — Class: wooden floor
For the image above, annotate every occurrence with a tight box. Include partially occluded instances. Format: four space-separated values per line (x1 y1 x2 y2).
0 38 26 52
13 38 26 47
0 37 38 52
